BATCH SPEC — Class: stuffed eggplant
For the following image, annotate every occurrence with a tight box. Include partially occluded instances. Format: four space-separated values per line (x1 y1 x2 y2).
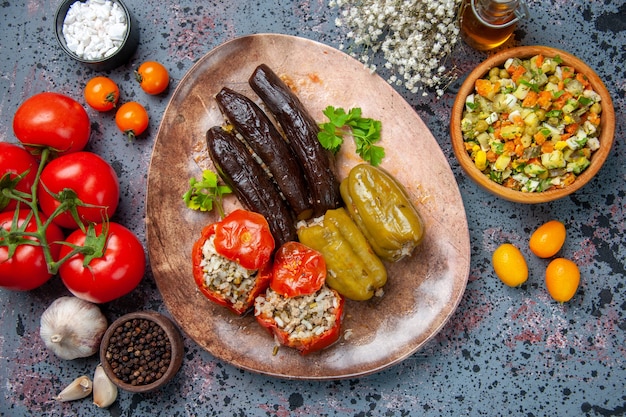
249 64 342 217
206 125 297 247
215 87 313 220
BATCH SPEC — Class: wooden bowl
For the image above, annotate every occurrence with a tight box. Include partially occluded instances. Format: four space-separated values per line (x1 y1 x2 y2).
99 311 184 393
450 45 615 204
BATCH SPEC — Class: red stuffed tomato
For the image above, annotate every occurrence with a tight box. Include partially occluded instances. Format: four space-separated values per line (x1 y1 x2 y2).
255 285 344 355
0 209 64 291
38 152 120 229
0 142 38 212
213 209 275 270
270 241 326 298
13 92 91 155
192 209 275 315
59 222 145 303
255 241 343 355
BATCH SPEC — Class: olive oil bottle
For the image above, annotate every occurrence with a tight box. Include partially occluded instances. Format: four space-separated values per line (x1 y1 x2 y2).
459 0 529 51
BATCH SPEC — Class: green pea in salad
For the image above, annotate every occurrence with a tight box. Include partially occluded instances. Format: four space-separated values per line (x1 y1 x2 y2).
460 53 603 192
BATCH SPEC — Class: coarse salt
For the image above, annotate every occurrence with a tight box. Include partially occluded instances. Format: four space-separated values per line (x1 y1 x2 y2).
62 0 128 61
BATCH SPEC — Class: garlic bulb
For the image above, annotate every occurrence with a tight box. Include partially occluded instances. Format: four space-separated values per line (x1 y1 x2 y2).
40 296 108 360
93 364 118 408
54 375 93 402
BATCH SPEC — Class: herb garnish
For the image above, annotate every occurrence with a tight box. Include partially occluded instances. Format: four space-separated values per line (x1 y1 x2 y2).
183 170 232 217
317 106 385 166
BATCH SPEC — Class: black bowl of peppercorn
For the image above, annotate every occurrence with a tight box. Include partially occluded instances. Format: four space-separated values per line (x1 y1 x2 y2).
99 311 184 393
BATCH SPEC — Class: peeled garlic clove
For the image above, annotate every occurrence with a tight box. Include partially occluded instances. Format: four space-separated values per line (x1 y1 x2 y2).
93 364 118 408
54 375 93 402
40 296 108 360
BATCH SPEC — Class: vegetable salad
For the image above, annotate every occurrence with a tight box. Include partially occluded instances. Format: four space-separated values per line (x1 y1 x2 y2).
460 53 602 192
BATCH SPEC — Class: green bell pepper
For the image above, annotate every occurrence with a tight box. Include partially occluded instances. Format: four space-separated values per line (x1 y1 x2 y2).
340 164 424 262
297 207 387 301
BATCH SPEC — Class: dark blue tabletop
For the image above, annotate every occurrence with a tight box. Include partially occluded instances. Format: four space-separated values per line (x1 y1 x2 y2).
1 1 624 416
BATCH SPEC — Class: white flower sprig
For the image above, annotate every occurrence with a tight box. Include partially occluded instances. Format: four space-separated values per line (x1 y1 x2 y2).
330 0 462 97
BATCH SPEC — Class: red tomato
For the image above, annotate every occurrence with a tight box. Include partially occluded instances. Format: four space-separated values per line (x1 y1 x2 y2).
255 286 344 355
59 222 145 303
0 209 64 291
192 222 273 315
214 209 275 270
270 241 326 298
0 142 38 212
12 92 91 155
38 152 120 229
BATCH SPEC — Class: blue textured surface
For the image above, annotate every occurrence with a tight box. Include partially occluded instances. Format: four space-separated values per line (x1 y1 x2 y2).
1 0 625 416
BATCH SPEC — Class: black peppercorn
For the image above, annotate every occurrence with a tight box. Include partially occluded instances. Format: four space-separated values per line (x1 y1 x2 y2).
105 318 172 386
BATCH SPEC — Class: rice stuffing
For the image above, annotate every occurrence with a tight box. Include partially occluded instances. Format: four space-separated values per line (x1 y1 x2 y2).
255 286 340 343
199 235 258 312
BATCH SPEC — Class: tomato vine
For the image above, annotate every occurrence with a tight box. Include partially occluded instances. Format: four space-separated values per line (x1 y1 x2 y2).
0 147 110 275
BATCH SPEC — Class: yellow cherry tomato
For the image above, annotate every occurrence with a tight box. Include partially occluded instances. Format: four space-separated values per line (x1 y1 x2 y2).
84 76 119 112
545 258 580 302
135 61 170 95
115 101 149 140
492 243 528 287
529 220 566 258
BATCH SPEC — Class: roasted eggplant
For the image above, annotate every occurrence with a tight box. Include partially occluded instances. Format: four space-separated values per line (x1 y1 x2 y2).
206 125 297 247
249 64 342 217
215 87 313 220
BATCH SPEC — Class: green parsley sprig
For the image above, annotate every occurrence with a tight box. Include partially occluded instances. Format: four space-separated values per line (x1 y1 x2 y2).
183 170 232 218
317 106 385 166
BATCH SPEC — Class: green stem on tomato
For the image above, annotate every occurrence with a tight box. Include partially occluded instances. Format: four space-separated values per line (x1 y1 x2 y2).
27 148 60 274
1 147 109 276
1 188 32 207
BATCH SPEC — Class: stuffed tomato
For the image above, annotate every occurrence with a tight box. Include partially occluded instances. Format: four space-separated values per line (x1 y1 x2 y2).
192 209 275 315
254 242 344 355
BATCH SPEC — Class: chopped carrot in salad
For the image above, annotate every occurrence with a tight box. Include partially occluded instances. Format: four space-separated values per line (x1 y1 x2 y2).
460 54 603 192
